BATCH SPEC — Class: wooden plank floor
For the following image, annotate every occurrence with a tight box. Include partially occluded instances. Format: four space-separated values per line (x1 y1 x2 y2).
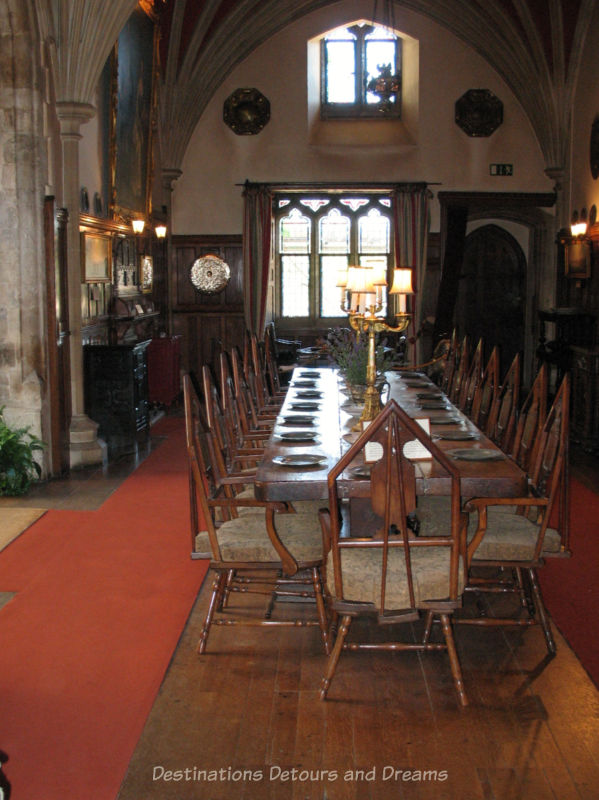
117 576 599 800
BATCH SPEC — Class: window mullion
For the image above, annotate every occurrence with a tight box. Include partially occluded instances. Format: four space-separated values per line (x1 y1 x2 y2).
311 214 319 322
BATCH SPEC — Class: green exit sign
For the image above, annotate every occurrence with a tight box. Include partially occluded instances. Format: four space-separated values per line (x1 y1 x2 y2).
490 163 513 176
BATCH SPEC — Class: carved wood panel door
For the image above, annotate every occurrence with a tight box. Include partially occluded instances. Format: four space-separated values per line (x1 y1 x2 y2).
455 224 526 376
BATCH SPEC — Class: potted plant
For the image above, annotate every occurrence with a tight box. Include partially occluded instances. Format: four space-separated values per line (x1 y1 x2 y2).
324 327 397 400
0 407 45 496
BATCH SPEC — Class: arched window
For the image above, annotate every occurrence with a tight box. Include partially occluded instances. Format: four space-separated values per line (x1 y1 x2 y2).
321 23 401 118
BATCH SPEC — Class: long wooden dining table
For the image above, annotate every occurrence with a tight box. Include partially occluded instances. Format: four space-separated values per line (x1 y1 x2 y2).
253 366 528 502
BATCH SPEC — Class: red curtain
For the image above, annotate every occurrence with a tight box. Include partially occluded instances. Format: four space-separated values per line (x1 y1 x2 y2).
243 182 273 336
392 185 431 363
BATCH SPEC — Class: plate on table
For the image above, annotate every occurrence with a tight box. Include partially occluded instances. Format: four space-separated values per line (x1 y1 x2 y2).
434 430 478 441
416 392 443 400
282 415 315 426
289 402 320 411
448 448 505 461
347 464 371 479
429 416 463 425
272 454 327 468
295 390 323 398
292 380 317 387
275 431 318 443
417 402 449 410
403 380 430 388
299 371 318 377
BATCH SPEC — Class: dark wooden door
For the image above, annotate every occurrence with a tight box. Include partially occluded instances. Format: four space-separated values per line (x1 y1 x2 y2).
455 224 526 376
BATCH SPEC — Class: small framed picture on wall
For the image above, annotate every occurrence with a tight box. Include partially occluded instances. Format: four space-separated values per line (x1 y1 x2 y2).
81 232 112 282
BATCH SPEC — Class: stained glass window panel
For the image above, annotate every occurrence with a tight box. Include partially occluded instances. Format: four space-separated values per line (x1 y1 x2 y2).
281 255 310 316
359 209 390 253
321 255 348 317
279 209 310 254
319 209 350 254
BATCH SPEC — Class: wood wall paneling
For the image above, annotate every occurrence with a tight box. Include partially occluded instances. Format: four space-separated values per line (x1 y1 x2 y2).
171 235 244 378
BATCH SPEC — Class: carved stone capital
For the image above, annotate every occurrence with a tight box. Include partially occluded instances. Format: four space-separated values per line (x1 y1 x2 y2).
161 167 183 193
56 101 96 138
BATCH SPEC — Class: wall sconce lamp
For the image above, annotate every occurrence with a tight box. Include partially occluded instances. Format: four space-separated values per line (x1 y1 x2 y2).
560 209 591 279
131 218 146 235
155 224 167 239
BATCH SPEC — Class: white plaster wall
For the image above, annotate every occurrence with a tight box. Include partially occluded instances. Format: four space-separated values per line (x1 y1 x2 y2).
173 0 551 235
570 0 599 219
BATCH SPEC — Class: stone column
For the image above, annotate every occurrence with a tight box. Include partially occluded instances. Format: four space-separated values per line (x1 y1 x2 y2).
56 101 106 468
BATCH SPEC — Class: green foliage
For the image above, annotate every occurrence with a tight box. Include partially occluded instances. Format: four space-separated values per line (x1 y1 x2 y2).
0 407 45 496
325 327 397 385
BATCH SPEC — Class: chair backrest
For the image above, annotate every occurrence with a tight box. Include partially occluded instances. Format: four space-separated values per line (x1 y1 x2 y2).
201 364 244 474
458 338 484 415
510 363 548 472
250 333 274 409
470 345 499 431
449 336 470 405
324 400 464 615
263 325 283 396
487 352 521 451
439 329 459 394
183 373 225 557
527 373 570 555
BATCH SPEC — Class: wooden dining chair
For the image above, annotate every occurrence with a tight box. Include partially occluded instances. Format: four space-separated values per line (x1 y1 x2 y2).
229 346 278 427
202 364 265 471
458 338 484 416
438 329 459 394
470 345 500 432
219 351 274 447
486 352 521 452
509 363 548 472
202 365 323 516
461 373 570 655
183 373 330 655
449 335 470 406
318 399 469 706
251 332 286 413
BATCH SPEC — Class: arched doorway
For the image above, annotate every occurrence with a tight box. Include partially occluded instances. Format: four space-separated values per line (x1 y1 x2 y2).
455 224 526 376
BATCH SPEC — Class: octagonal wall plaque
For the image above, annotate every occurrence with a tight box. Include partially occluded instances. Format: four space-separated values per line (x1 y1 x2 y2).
455 89 503 137
223 88 270 135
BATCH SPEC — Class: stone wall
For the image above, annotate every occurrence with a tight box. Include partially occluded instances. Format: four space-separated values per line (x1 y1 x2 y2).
0 0 49 469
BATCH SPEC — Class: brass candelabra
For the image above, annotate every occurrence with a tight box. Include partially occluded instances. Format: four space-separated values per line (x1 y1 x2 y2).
337 265 413 427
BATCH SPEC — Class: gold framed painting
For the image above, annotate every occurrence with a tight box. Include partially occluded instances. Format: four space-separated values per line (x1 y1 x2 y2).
565 239 591 279
81 232 112 282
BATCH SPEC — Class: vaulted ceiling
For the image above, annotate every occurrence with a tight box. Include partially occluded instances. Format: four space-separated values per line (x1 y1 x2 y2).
38 0 599 175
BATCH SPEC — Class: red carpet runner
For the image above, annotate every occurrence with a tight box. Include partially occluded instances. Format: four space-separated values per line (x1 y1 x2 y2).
540 477 599 687
0 417 208 800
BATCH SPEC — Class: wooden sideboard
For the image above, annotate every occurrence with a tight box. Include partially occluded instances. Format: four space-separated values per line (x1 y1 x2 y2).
84 341 151 455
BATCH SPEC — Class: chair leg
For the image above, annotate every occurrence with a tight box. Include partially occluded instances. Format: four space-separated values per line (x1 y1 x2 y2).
527 568 556 655
320 614 352 700
221 568 236 609
514 567 529 610
439 613 468 707
422 610 434 644
311 567 331 655
197 571 227 655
